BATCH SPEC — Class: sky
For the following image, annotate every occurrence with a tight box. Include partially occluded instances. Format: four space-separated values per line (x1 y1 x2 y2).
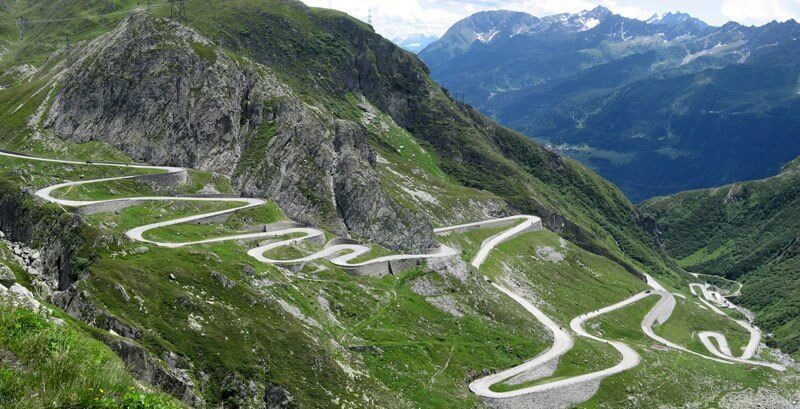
300 0 800 39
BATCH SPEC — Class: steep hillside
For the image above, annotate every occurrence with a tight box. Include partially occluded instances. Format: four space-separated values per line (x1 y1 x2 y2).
420 8 800 201
641 158 800 357
0 1 798 408
0 241 180 408
0 0 682 284
3 150 797 408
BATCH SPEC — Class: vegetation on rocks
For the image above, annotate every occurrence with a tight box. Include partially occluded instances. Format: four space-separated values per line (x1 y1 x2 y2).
0 244 180 409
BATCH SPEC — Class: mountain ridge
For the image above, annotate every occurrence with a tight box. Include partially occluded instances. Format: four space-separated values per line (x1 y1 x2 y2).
419 7 800 202
0 1 798 407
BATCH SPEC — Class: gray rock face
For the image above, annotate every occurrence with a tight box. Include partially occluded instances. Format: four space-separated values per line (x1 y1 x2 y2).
103 335 203 407
264 382 295 409
236 99 436 252
0 182 85 291
330 119 434 251
0 263 14 287
45 12 257 173
43 11 435 252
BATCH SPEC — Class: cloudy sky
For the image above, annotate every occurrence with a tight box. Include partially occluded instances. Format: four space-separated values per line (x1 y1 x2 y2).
301 0 800 39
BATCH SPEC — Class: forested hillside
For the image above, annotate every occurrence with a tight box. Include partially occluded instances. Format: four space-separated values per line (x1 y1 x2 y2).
642 158 800 356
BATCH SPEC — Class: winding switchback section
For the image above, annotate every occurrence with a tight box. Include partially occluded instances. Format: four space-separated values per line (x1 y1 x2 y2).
0 150 785 408
0 150 459 272
465 219 785 403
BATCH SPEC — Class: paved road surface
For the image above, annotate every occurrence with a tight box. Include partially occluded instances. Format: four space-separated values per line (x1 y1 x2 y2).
1 150 785 408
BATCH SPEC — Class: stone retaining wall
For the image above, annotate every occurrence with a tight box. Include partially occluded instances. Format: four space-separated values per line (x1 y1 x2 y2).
75 199 145 215
483 378 601 409
134 169 188 186
504 354 561 385
439 217 542 235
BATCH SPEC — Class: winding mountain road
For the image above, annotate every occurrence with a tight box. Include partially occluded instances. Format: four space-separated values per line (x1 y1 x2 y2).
0 150 786 408
1 150 459 271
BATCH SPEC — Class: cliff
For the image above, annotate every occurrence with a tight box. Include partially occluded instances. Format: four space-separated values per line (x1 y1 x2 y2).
43 11 436 252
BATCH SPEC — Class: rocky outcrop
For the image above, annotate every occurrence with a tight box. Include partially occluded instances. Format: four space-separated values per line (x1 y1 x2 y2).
236 98 435 251
42 11 435 252
52 286 203 406
0 262 14 287
0 180 86 290
101 334 203 407
264 382 295 409
210 270 236 289
0 179 202 405
45 12 264 173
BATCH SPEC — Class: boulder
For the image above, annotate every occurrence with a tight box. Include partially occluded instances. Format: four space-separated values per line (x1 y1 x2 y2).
6 284 41 312
211 271 236 289
0 263 15 287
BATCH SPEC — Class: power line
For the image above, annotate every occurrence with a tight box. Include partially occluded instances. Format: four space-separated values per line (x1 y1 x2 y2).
170 0 187 20
17 16 26 39
0 3 168 27
65 34 72 67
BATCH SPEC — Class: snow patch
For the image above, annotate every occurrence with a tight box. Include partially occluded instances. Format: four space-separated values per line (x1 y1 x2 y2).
580 18 600 31
681 42 728 65
475 28 500 43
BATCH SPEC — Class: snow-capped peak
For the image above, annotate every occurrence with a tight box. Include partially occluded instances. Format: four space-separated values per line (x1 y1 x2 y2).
647 11 707 28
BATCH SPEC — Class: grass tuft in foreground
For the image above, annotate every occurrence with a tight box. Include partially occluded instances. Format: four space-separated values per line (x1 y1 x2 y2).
0 306 180 408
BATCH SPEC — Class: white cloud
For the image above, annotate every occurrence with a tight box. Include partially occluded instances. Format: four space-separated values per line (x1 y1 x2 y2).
301 0 800 40
303 0 653 38
302 0 464 38
721 0 800 25
603 0 653 20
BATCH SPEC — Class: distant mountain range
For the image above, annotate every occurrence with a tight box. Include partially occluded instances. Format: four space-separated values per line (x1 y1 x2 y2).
391 33 438 53
419 7 800 202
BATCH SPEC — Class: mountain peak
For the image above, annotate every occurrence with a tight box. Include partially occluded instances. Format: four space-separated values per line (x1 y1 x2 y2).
540 6 616 33
646 11 709 30
447 10 540 44
586 6 612 18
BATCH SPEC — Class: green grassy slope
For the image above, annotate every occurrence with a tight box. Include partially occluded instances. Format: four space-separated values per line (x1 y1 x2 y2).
581 293 795 408
439 226 794 406
641 158 800 357
0 0 796 406
2 155 797 406
0 0 681 287
0 243 180 409
0 156 558 407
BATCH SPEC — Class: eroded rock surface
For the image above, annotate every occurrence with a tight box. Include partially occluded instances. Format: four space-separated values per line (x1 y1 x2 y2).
43 11 435 252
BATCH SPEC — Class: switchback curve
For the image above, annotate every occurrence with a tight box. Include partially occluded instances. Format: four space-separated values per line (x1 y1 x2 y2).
0 150 785 408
